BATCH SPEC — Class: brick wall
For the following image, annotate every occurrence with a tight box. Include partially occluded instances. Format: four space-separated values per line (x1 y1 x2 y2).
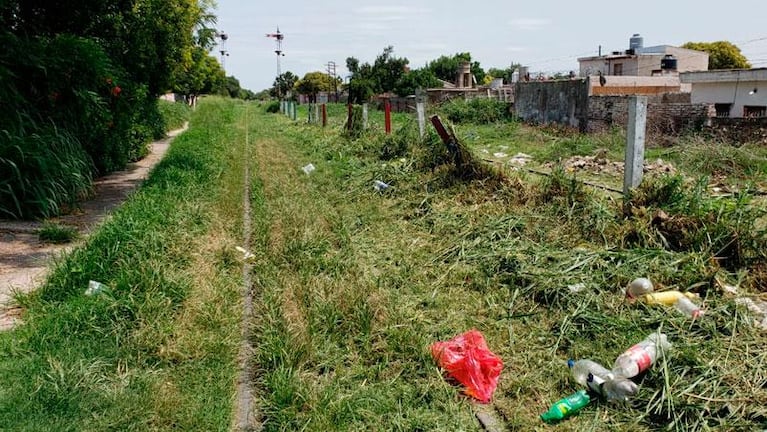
588 95 713 135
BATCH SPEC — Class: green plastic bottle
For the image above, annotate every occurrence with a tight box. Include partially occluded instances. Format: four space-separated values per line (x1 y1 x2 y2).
540 389 590 423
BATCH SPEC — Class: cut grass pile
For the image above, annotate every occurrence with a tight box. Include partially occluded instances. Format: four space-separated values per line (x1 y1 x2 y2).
0 97 247 430
250 104 767 431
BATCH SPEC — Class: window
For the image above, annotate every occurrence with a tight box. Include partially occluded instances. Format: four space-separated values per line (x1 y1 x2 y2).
613 63 623 76
743 105 766 118
714 103 732 118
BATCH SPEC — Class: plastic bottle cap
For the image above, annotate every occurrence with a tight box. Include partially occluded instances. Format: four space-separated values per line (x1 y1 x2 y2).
567 359 575 368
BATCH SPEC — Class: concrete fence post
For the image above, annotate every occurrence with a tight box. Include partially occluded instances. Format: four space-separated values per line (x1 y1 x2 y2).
624 95 648 211
416 102 425 138
362 104 368 129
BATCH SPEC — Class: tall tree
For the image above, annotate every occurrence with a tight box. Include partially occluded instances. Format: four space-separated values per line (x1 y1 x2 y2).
427 53 486 86
393 68 440 96
345 46 409 102
270 71 298 98
295 71 336 102
681 41 751 70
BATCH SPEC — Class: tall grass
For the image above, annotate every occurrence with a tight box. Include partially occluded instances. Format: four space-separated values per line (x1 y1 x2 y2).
247 102 767 431
157 100 191 132
0 98 245 430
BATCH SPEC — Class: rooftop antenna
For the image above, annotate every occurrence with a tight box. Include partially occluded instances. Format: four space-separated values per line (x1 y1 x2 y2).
265 27 285 76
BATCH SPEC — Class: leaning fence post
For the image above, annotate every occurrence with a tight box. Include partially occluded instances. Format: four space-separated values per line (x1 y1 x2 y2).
623 95 648 213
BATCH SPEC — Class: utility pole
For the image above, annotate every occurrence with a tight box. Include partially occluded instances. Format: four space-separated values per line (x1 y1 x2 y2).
327 61 338 102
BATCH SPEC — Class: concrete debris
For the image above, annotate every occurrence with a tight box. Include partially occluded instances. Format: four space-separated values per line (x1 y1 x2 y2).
544 156 676 176
508 153 533 166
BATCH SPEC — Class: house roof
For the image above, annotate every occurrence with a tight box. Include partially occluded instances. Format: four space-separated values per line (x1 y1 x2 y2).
578 45 707 62
680 68 767 83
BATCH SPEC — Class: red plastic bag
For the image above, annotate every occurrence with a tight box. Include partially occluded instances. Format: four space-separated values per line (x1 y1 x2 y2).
430 329 503 403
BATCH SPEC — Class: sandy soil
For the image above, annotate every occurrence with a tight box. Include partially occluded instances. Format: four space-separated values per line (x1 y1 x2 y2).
0 124 187 330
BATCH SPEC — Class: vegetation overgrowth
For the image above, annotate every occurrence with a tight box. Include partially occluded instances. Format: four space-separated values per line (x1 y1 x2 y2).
256 102 767 430
0 98 246 430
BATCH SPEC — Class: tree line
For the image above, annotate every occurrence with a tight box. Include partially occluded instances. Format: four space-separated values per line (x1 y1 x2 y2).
271 41 751 102
0 0 246 219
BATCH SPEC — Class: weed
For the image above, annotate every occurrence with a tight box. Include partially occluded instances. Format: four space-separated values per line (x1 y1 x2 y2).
38 222 79 243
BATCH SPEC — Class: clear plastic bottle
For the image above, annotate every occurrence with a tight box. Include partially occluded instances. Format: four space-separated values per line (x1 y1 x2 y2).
540 389 590 423
568 359 613 386
674 296 704 318
587 373 639 402
626 277 654 299
612 333 672 378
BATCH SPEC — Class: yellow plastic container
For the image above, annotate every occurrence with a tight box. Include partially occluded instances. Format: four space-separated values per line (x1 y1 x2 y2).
643 291 699 306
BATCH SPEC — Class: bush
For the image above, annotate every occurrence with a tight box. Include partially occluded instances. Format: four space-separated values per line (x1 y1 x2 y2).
158 99 192 131
265 101 281 113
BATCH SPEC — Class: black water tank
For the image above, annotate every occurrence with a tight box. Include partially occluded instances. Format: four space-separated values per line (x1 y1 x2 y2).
661 55 677 70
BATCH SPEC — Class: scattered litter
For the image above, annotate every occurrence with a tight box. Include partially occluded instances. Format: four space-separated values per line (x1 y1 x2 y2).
625 277 654 299
540 390 590 423
568 283 586 293
301 163 316 174
569 359 637 403
85 280 108 296
373 180 390 191
642 290 698 306
492 152 507 158
508 153 533 166
735 297 767 330
235 246 256 262
430 329 503 403
674 296 704 318
612 332 671 378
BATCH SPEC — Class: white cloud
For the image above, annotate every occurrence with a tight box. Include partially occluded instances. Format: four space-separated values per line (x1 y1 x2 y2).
510 18 551 31
506 46 528 53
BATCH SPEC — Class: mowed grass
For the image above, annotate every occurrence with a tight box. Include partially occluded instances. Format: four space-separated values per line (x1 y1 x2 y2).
249 102 767 431
0 97 247 430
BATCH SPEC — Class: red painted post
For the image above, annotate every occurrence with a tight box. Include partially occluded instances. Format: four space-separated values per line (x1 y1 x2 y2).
321 104 327 127
384 99 392 134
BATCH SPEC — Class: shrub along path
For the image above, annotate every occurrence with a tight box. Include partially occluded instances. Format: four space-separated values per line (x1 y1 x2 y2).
0 123 187 330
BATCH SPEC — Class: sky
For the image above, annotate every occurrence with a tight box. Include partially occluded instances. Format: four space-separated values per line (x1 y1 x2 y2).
213 0 767 92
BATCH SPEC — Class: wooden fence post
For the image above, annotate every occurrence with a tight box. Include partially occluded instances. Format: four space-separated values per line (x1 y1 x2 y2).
384 99 391 134
321 104 327 127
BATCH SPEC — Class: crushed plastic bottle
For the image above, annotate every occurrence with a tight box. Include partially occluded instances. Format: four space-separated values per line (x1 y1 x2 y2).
626 277 654 299
642 291 698 306
540 389 590 423
301 163 316 175
674 296 704 318
85 280 108 296
568 359 613 386
586 373 639 403
612 333 671 378
373 180 390 191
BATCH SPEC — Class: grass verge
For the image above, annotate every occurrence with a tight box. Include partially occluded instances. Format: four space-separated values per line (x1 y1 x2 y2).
0 97 246 431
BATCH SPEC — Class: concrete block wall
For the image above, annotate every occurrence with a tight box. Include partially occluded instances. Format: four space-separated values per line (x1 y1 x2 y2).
514 79 590 132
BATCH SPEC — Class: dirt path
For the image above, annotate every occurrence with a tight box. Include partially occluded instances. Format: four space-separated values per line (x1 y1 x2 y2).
0 124 188 330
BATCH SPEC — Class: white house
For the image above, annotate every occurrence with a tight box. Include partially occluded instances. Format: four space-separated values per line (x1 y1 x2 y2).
680 68 767 118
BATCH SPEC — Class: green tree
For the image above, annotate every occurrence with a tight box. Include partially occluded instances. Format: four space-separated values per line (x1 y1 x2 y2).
681 41 751 70
295 71 336 102
393 68 441 96
426 53 486 86
270 71 298 98
345 47 409 102
486 63 521 84
172 46 225 106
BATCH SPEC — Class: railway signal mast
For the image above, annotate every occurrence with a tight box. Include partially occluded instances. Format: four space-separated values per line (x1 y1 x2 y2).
265 27 285 76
